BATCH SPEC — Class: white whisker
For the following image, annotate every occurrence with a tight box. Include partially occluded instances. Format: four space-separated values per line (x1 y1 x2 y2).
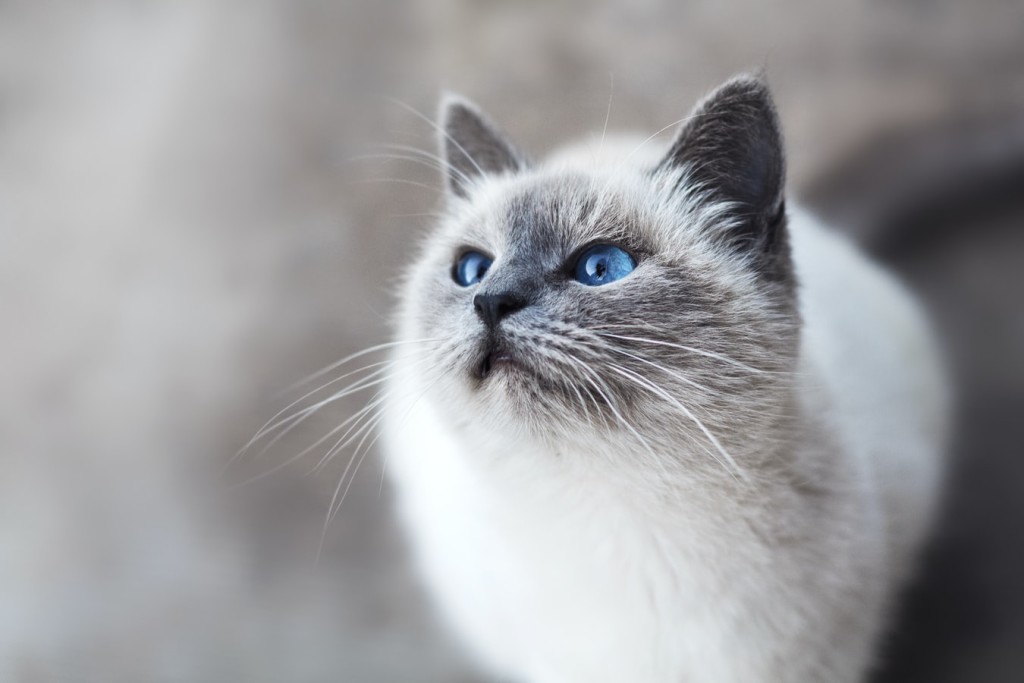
386 97 488 179
559 352 668 473
283 337 442 394
236 352 437 469
598 71 614 157
237 361 395 460
607 362 748 483
603 344 719 397
593 328 771 375
379 143 475 187
317 359 450 565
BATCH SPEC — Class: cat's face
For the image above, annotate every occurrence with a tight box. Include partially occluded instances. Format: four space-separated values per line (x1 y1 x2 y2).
398 77 800 467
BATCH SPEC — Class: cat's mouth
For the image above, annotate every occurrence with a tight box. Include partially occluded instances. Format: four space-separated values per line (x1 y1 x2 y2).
473 330 545 383
470 336 561 395
473 343 521 381
469 337 575 401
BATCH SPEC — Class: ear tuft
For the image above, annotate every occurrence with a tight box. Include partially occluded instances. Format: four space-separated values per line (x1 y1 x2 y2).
657 75 787 260
439 94 527 199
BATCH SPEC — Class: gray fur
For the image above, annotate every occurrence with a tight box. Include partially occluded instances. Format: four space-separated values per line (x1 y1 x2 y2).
657 75 791 282
421 78 798 453
381 75 948 682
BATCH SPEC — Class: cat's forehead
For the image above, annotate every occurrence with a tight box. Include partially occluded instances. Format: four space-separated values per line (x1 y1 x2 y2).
448 171 665 255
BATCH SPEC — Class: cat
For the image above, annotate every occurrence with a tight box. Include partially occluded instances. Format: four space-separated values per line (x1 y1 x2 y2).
379 75 950 683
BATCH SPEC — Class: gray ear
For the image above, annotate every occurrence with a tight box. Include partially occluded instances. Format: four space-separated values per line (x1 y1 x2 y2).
657 75 787 259
440 94 527 199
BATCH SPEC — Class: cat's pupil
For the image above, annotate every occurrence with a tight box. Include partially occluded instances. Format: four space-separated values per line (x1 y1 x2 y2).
595 261 606 278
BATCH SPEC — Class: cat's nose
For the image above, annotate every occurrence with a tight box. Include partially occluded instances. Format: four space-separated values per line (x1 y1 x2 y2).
474 292 527 329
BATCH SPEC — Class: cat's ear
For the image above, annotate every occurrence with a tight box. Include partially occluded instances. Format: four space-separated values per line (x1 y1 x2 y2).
439 94 528 199
657 75 787 260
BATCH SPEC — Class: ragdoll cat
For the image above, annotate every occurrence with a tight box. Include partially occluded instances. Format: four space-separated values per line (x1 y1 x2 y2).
380 75 949 683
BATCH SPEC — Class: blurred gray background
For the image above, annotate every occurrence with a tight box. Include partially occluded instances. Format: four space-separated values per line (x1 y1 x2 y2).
2 1 1023 681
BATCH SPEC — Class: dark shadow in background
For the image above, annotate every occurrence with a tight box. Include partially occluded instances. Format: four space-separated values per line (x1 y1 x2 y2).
805 114 1024 682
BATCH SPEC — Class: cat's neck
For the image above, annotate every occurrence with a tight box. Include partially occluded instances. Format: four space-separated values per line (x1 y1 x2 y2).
449 381 817 511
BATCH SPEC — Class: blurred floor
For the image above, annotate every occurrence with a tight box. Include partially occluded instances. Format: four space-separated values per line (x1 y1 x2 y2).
1 1 1022 681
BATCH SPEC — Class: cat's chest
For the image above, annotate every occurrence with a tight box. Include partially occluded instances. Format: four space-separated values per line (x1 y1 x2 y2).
384 397 744 680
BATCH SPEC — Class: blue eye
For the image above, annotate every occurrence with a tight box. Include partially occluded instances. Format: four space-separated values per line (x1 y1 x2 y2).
454 251 493 287
573 244 636 286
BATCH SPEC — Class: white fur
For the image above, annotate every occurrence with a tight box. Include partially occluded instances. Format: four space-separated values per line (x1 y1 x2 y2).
381 138 949 683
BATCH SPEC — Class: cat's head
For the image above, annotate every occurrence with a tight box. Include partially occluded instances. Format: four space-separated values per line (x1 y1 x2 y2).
397 76 800 469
